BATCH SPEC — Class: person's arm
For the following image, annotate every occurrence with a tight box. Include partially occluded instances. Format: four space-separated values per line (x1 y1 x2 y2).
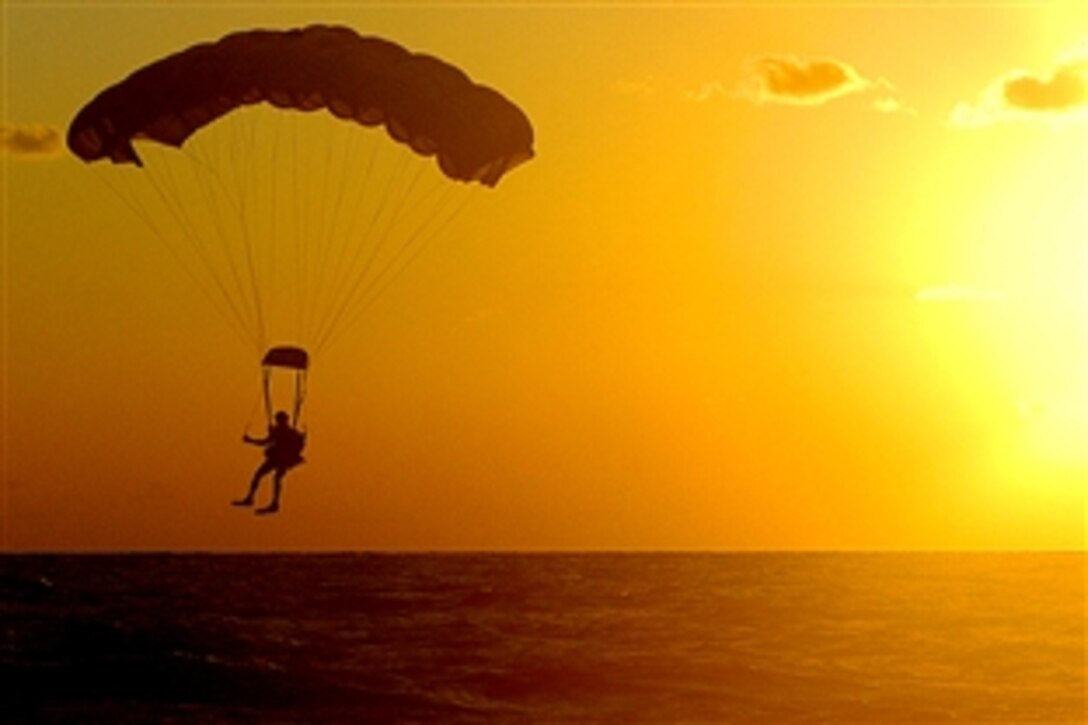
243 433 270 445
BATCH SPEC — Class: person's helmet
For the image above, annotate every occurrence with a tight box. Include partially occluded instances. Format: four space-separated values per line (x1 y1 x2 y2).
274 411 290 424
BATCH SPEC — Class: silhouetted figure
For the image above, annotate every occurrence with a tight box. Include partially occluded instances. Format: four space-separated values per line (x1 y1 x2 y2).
234 411 305 515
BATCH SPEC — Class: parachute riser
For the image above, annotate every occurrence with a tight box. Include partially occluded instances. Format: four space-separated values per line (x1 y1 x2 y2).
261 345 310 430
293 369 307 429
262 367 308 430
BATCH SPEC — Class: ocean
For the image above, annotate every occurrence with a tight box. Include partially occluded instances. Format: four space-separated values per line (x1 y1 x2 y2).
2 553 1084 722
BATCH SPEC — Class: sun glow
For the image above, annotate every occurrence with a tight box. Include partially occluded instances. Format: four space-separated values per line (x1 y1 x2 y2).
911 91 1087 483
1018 395 1088 465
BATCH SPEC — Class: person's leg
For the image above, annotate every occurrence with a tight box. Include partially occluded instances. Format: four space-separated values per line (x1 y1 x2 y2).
256 468 285 514
234 461 274 506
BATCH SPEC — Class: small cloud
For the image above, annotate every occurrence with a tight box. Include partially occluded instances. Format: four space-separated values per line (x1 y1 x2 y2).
915 285 1007 303
872 94 917 116
686 81 729 103
872 96 903 113
1004 61 1087 111
740 55 874 106
950 52 1088 127
625 57 913 112
1 123 63 158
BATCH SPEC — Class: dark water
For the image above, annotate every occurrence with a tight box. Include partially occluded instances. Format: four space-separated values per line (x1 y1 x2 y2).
2 553 1084 722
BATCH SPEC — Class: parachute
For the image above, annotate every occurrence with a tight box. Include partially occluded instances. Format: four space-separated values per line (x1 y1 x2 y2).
67 25 533 185
68 25 533 427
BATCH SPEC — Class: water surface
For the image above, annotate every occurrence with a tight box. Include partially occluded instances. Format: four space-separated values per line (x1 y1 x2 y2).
2 553 1083 721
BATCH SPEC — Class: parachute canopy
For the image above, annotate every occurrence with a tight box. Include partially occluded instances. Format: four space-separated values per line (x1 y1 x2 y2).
67 25 534 186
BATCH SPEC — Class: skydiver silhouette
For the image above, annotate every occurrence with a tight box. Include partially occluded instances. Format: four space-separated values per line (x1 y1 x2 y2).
234 411 305 515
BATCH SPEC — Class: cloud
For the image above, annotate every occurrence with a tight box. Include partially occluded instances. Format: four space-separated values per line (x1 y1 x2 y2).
618 56 913 113
1 124 63 158
914 285 1007 303
740 55 874 106
950 55 1088 127
1004 62 1087 111
686 81 729 103
872 95 916 116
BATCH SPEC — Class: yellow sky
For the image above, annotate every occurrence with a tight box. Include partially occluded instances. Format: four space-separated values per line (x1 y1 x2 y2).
3 2 1086 551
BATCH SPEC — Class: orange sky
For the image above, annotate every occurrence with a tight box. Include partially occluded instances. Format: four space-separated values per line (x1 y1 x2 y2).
3 2 1086 551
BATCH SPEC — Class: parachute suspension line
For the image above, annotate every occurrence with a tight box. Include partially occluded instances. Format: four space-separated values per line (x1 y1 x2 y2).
314 186 474 356
303 135 409 348
341 132 394 319
193 108 265 352
348 184 473 324
314 185 475 356
142 152 226 287
314 111 341 271
311 162 450 351
321 151 435 336
308 148 414 350
231 114 270 355
314 122 367 338
90 166 252 351
212 115 275 356
150 119 260 350
297 119 350 347
300 116 332 339
177 139 264 355
297 112 329 346
291 113 306 343
309 136 393 344
140 153 262 356
257 115 274 324
309 128 383 341
263 111 287 340
176 121 271 358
